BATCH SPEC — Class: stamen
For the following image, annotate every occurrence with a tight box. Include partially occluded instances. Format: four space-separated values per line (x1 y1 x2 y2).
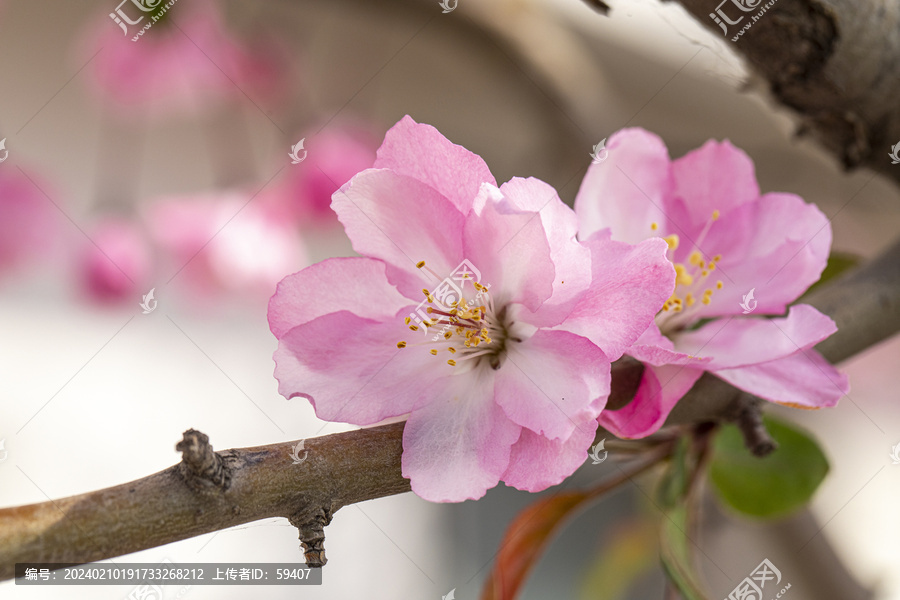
397 341 407 348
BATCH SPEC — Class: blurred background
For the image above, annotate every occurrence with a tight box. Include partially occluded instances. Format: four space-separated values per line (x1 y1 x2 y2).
1 0 899 598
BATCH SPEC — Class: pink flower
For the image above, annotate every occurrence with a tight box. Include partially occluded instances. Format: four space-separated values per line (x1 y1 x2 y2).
84 0 288 116
146 192 307 300
0 169 59 274
268 116 675 502
80 218 152 302
575 128 849 438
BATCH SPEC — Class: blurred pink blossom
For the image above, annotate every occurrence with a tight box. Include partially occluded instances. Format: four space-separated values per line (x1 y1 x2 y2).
264 128 377 225
146 192 307 300
0 169 59 274
83 0 289 116
81 218 152 303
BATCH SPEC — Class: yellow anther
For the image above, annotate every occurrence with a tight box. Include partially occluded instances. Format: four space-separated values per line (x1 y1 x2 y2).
689 251 703 266
405 317 411 325
397 341 407 348
447 359 457 366
651 222 659 231
416 260 426 268
674 264 694 286
685 293 695 307
430 349 438 355
708 262 716 271
702 296 712 305
422 288 429 296
409 325 419 331
712 209 720 221
444 331 452 339
664 234 680 251
716 280 723 289
714 254 722 262
702 270 709 277
448 347 457 354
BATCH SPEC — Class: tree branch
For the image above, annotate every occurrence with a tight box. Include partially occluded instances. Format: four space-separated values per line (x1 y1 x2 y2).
2 236 900 581
666 0 900 183
0 425 409 580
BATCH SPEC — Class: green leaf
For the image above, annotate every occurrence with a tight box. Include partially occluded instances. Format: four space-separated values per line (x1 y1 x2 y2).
801 251 862 297
659 504 710 600
709 415 829 518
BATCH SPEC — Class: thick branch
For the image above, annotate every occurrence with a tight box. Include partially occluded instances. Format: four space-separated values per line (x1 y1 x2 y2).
0 425 409 580
667 0 900 184
2 236 899 580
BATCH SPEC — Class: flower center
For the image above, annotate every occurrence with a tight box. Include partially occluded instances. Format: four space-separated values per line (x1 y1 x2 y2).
396 261 518 370
653 210 724 333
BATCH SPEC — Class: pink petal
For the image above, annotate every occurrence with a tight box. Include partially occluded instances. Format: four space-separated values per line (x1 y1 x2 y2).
670 139 760 228
461 183 555 314
684 192 830 317
332 169 465 300
273 309 442 425
374 115 496 215
627 322 711 367
402 372 522 502
268 257 408 338
494 330 611 441
716 349 848 409
674 304 837 370
560 235 674 361
502 415 599 492
574 128 676 243
599 363 704 439
498 177 592 326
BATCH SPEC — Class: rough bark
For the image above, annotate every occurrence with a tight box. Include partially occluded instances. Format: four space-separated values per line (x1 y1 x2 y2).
669 0 900 183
